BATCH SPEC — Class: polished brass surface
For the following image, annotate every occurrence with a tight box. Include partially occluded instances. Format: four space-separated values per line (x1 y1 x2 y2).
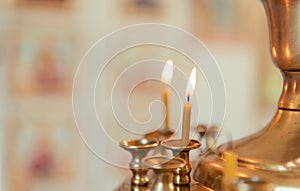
264 0 300 71
161 139 201 186
279 71 300 110
115 181 150 191
238 178 274 191
120 138 159 186
144 129 174 141
143 156 186 191
115 181 212 191
194 0 300 190
120 138 159 150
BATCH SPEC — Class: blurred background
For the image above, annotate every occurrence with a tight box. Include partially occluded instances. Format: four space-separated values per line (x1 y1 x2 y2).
0 0 283 190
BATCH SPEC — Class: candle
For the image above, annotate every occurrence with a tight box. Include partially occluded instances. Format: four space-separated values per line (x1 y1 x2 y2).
163 88 169 130
182 67 196 146
161 59 174 131
182 102 191 145
222 151 238 190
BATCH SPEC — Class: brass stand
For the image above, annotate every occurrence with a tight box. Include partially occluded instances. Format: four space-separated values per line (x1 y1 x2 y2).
120 138 159 186
193 0 300 190
161 139 200 186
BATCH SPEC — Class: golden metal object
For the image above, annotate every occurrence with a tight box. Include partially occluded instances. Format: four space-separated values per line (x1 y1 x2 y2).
144 129 174 156
193 0 300 190
161 139 201 186
143 156 186 191
120 138 159 186
115 183 150 191
237 178 274 191
144 129 174 141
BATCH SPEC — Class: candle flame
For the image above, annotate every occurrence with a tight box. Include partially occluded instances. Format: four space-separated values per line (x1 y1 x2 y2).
186 67 196 101
161 59 174 84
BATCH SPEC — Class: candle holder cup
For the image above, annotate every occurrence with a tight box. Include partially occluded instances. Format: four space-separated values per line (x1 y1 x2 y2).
120 138 159 186
142 156 186 191
161 139 201 186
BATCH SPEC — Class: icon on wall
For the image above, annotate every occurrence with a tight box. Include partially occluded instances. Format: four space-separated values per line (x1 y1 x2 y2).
122 0 163 17
15 0 72 9
6 118 80 191
8 28 76 95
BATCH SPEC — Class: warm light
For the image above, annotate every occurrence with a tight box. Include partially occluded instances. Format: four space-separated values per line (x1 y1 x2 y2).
293 81 297 91
285 46 290 58
272 46 277 58
186 67 196 101
161 59 174 84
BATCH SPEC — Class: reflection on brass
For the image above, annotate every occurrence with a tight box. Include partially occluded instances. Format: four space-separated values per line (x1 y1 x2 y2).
115 181 150 191
194 0 300 190
279 71 300 110
143 156 186 191
120 138 159 186
144 129 174 156
238 177 274 191
161 139 201 186
174 183 215 191
144 129 174 141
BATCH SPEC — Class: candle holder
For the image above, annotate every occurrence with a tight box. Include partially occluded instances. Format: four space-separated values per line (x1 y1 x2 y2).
161 139 201 186
120 138 159 186
142 156 186 191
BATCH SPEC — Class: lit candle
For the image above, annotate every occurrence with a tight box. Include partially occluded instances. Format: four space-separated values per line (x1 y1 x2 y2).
161 59 174 131
182 67 196 146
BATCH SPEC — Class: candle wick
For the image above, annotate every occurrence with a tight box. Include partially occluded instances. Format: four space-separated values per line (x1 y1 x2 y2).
187 93 190 102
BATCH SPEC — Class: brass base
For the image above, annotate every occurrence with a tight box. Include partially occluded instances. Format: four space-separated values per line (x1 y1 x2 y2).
193 109 300 190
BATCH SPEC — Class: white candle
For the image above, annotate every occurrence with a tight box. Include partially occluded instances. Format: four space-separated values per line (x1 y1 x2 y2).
182 101 192 145
182 67 196 145
161 59 173 131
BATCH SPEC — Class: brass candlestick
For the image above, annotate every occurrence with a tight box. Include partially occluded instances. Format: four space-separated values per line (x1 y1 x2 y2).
142 156 186 191
161 139 201 186
194 0 300 190
120 138 159 186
